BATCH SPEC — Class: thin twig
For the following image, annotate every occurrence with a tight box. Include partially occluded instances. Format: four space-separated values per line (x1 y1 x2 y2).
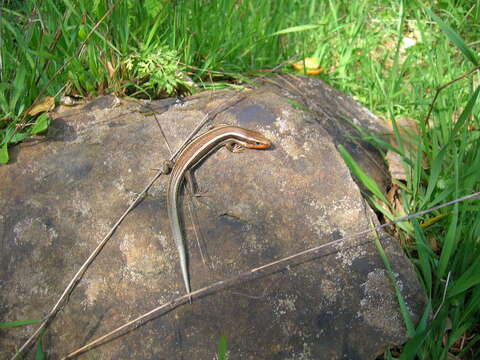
181 55 298 78
184 175 210 266
35 6 73 87
63 237 365 359
433 271 451 320
63 192 480 359
10 168 165 360
137 100 177 154
424 65 480 125
181 63 243 78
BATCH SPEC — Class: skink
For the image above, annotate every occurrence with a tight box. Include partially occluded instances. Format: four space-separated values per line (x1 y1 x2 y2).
167 124 272 295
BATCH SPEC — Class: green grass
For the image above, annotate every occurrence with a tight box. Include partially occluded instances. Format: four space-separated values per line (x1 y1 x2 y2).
1 0 480 359
330 3 480 359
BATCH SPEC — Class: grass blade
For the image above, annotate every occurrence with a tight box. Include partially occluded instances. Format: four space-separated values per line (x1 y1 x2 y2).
452 85 480 136
372 225 414 335
269 24 321 36
29 113 51 135
413 221 432 294
337 144 389 203
35 331 45 360
10 65 27 115
437 203 459 280
448 261 480 298
398 327 430 360
421 4 478 66
217 335 228 360
0 142 9 164
0 319 40 329
420 145 448 208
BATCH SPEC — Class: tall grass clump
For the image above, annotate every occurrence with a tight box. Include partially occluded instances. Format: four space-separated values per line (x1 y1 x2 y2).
337 3 480 359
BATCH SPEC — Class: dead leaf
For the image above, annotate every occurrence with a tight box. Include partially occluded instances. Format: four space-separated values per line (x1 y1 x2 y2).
386 183 399 204
27 96 55 117
389 117 420 146
105 60 115 79
385 151 407 181
451 107 477 131
428 234 439 253
385 117 422 181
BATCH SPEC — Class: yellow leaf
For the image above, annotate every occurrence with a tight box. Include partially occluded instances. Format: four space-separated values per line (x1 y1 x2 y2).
420 213 450 228
28 96 55 117
292 58 323 75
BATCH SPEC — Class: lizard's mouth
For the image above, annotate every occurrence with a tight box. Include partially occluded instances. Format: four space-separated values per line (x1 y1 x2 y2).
245 140 272 149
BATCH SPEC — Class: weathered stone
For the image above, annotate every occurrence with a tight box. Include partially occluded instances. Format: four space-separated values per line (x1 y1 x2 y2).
0 76 425 359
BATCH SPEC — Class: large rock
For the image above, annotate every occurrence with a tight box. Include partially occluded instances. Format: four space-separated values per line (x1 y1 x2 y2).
0 76 425 359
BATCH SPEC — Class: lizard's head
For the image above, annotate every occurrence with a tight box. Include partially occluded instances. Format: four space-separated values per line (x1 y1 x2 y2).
238 128 272 149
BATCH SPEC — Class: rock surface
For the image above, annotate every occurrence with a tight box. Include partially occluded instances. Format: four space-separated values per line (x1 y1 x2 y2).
0 76 425 359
